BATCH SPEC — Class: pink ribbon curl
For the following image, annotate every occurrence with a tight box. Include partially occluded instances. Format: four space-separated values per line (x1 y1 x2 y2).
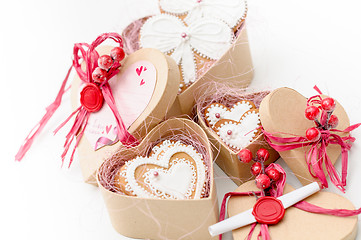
218 163 361 240
16 33 139 167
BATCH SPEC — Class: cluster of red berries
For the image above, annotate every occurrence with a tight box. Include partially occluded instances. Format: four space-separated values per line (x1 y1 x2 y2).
92 47 125 84
305 97 338 142
238 148 281 190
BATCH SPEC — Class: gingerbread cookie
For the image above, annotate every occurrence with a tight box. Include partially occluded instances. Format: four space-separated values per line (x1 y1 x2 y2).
213 109 261 150
159 0 248 30
139 14 233 93
114 140 208 199
204 100 256 127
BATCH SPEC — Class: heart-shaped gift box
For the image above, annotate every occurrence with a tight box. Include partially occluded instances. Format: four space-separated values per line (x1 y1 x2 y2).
121 12 253 116
227 181 358 240
71 47 180 185
259 87 351 187
197 89 279 185
97 118 218 240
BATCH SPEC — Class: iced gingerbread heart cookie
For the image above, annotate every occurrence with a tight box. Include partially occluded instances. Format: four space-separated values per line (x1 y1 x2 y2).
140 14 233 92
114 140 208 199
204 100 256 127
213 109 261 150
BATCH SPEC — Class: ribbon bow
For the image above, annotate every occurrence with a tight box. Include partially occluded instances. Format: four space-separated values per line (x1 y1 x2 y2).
140 14 232 87
159 0 247 28
218 163 361 240
262 87 360 192
16 33 138 166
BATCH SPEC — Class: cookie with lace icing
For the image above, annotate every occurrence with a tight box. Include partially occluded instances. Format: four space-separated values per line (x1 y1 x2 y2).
140 14 233 93
159 0 248 30
113 140 208 199
213 109 261 150
204 100 256 128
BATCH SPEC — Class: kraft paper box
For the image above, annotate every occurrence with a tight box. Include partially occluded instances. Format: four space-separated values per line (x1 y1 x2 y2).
259 87 350 186
71 47 180 185
122 19 254 117
197 91 279 186
97 118 218 240
228 181 358 240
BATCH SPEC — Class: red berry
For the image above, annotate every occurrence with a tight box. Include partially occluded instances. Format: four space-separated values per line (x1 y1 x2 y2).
255 174 271 190
92 67 107 83
98 55 113 70
110 47 125 62
328 115 339 128
321 98 336 111
256 148 270 162
238 149 253 163
305 106 320 120
266 168 281 181
306 127 321 141
251 162 262 176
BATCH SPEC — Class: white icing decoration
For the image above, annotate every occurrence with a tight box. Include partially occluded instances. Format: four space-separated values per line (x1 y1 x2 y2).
140 14 232 87
145 159 195 199
206 101 254 127
159 0 247 28
123 141 206 199
216 110 260 150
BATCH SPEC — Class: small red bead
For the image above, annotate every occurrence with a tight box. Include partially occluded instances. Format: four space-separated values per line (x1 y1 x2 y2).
153 171 159 177
92 67 107 83
215 113 221 118
238 149 253 163
256 174 271 190
321 98 336 111
251 162 262 176
266 168 281 181
306 127 321 141
110 47 125 62
328 115 339 128
227 130 232 135
98 55 113 70
256 148 270 162
305 106 320 120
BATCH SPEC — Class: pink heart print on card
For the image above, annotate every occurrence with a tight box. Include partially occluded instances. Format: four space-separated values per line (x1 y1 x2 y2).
84 60 157 150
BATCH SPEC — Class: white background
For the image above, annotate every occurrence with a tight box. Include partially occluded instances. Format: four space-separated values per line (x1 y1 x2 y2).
1 0 361 239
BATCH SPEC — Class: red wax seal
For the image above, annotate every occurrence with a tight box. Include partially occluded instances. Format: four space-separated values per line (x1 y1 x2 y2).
252 196 285 225
80 83 104 112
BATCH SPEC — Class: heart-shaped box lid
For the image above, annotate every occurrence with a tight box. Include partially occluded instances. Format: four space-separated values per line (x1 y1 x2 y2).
228 181 358 240
259 87 350 186
97 118 218 239
71 47 180 185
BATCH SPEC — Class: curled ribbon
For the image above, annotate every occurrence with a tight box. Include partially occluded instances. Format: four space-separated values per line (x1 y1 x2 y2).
262 87 360 192
16 33 139 166
95 127 119 151
218 163 361 240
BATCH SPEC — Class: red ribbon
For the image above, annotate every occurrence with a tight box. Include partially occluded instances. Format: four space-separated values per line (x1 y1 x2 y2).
263 124 359 192
218 163 361 240
16 33 139 166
